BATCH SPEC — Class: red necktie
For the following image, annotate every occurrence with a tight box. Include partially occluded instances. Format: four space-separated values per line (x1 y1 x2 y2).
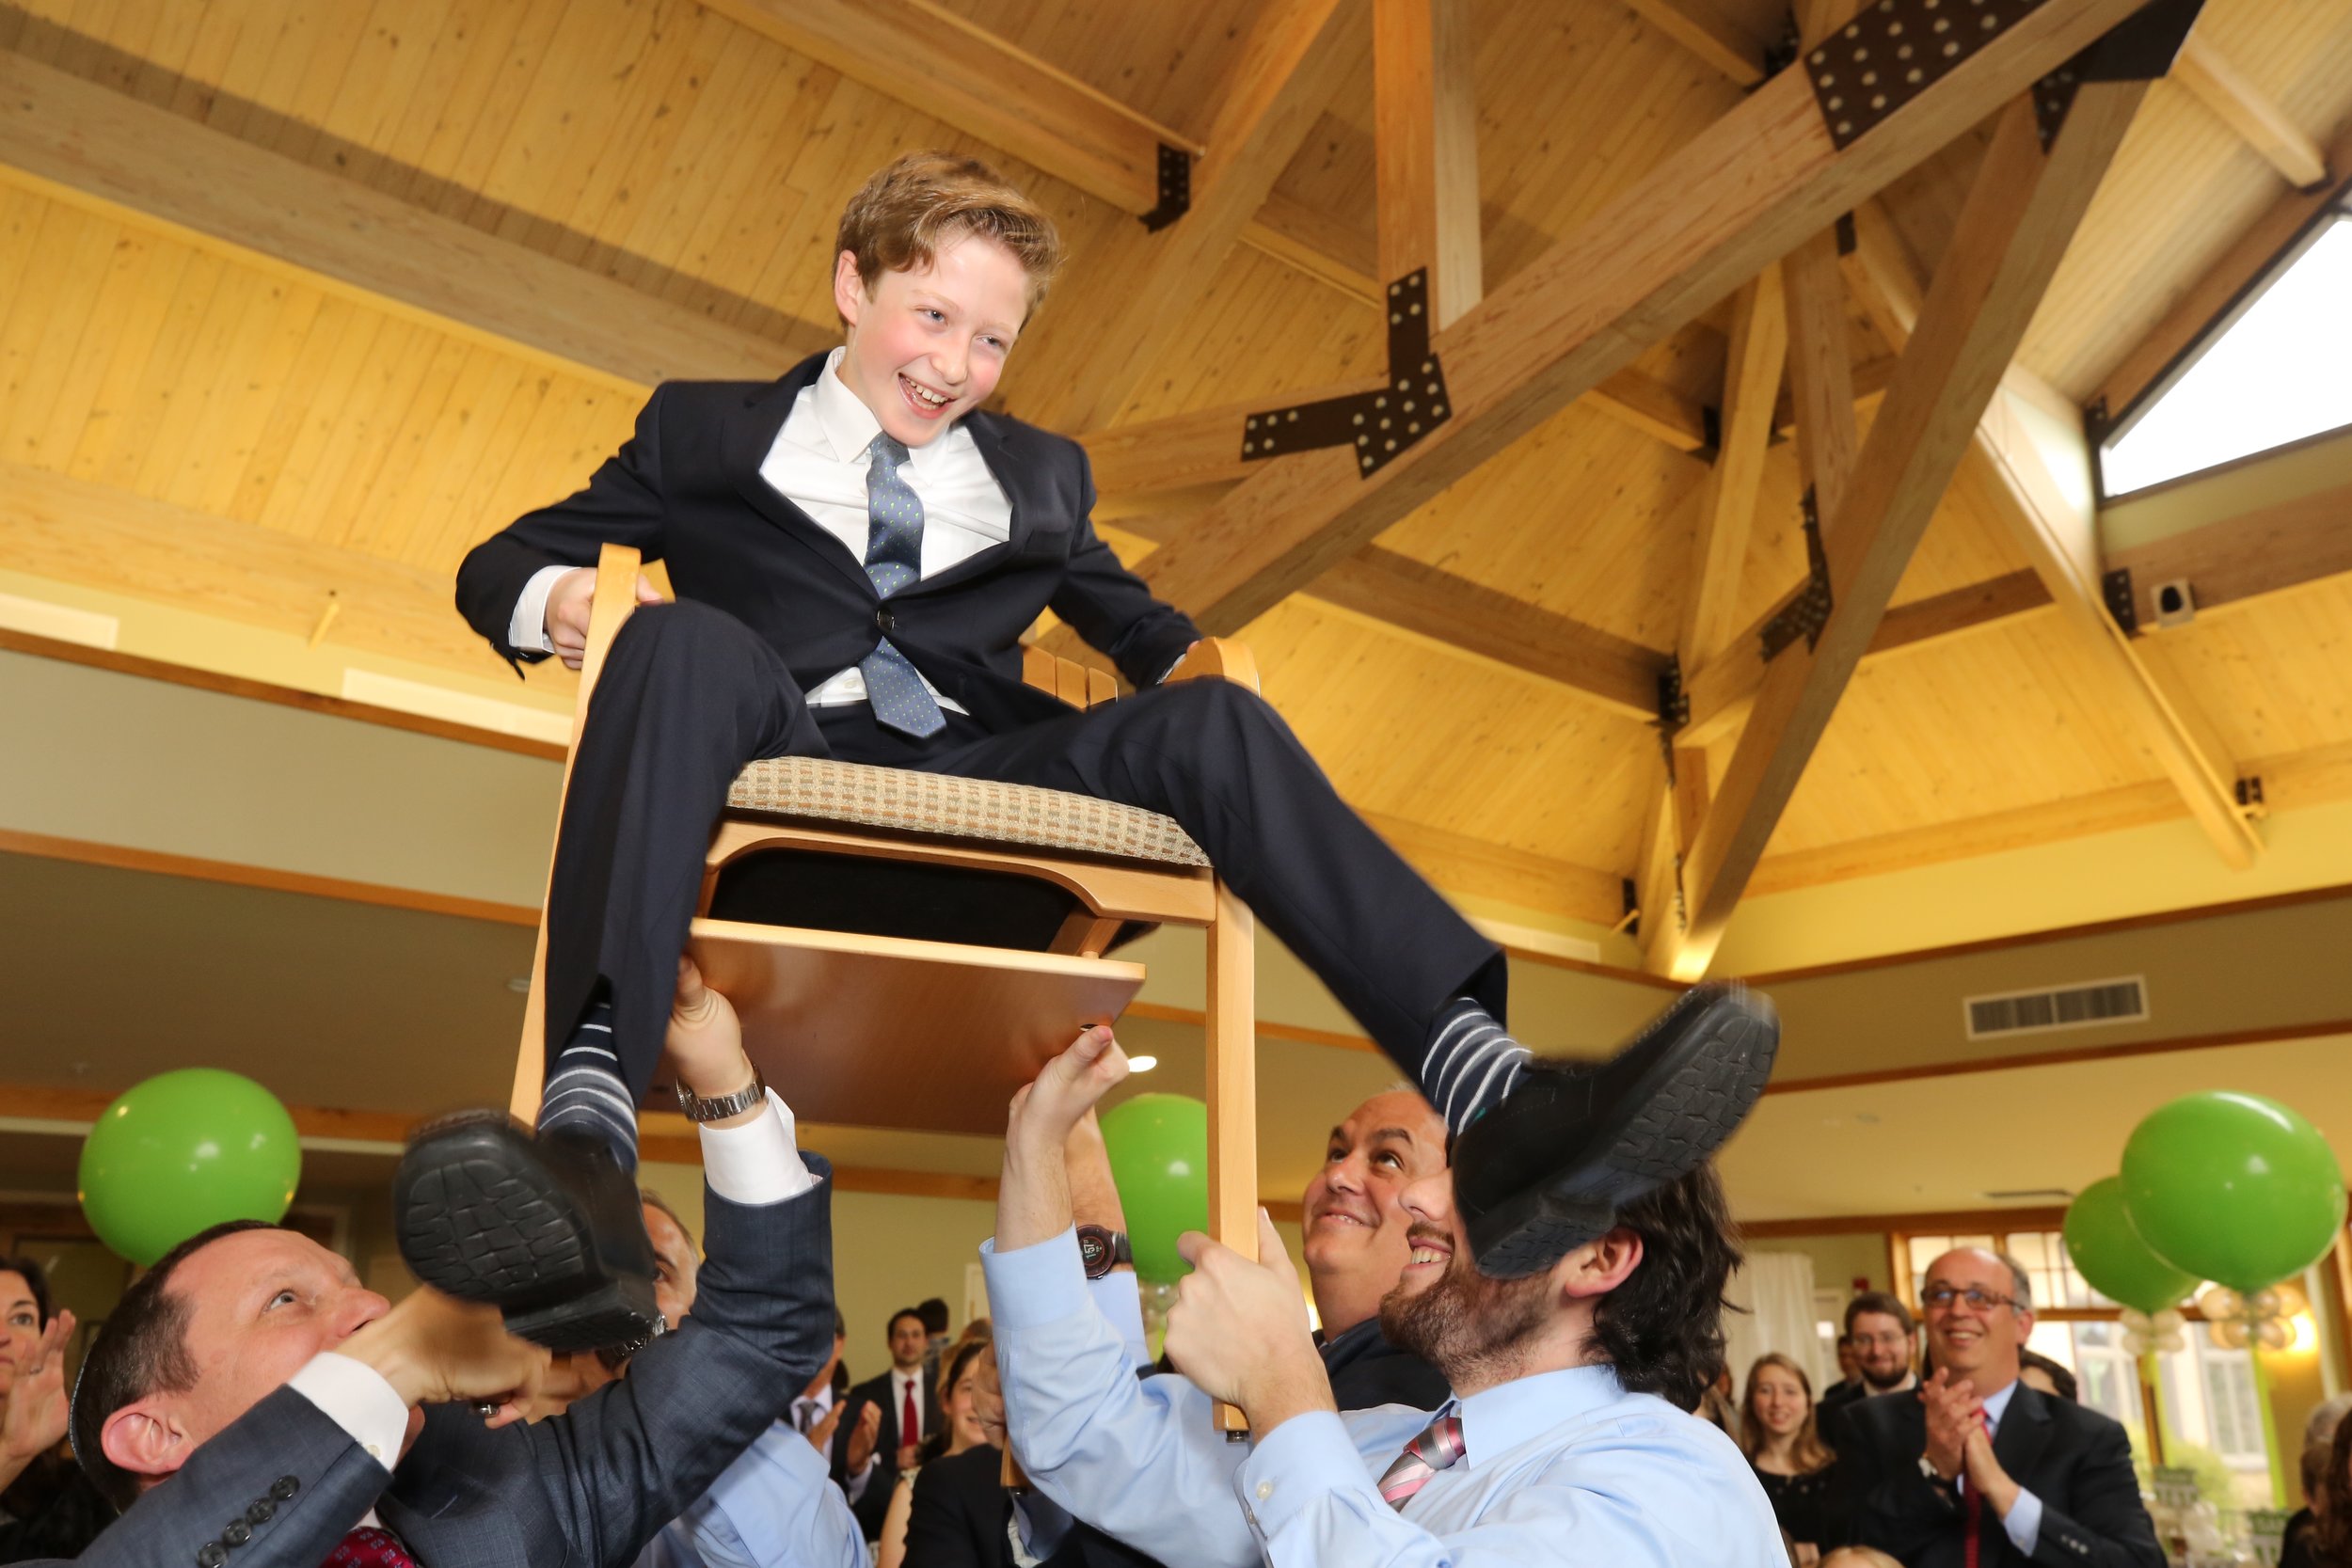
1964 1487 1981 1568
901 1378 919 1449
324 1527 419 1568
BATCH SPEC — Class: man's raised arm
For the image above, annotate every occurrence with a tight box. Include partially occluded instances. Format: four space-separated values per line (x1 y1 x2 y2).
983 1028 1258 1568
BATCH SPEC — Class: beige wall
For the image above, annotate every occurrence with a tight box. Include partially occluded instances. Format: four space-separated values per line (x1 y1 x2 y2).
1758 1231 1894 1299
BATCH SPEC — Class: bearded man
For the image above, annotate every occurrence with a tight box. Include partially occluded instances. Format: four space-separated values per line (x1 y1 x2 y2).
979 1023 1786 1568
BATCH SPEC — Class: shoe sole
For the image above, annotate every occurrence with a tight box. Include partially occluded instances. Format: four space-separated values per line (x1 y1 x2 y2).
1473 990 1777 1278
392 1111 659 1354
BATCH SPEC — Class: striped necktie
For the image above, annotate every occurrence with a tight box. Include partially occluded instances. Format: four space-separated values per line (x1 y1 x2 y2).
860 433 947 737
1376 1412 1465 1511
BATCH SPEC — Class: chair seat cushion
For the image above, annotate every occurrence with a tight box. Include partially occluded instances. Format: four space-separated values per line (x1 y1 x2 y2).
726 756 1211 868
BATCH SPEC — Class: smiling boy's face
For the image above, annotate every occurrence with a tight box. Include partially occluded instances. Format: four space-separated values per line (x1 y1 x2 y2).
833 230 1031 448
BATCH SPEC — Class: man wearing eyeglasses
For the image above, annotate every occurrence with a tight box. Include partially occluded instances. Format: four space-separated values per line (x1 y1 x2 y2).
1821 1292 1918 1430
1836 1248 2160 1568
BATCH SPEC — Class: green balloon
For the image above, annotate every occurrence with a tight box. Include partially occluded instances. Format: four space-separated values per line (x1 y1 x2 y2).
2063 1177 2200 1313
78 1069 302 1266
2120 1091 2346 1295
1099 1093 1209 1282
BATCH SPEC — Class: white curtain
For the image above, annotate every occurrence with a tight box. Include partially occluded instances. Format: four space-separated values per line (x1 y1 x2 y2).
1724 1250 1823 1402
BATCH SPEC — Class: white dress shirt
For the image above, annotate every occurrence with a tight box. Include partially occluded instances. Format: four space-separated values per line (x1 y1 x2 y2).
509 348 1013 717
290 1090 818 1526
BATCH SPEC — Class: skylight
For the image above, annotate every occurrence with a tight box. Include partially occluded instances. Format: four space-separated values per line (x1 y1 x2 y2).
2100 215 2352 498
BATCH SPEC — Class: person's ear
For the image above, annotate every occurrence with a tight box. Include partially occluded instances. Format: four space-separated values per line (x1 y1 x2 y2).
1555 1225 1645 1301
101 1399 193 1485
834 250 868 330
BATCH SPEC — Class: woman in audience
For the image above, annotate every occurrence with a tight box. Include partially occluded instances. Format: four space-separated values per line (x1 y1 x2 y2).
0 1256 110 1562
880 1337 996 1568
1741 1352 1845 1566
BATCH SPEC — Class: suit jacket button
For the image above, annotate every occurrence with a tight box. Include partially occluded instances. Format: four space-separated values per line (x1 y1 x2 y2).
246 1499 275 1525
222 1520 253 1546
269 1476 298 1499
876 608 895 633
198 1544 229 1567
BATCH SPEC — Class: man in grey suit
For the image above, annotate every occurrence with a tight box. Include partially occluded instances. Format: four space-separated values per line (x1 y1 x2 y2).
37 963 834 1568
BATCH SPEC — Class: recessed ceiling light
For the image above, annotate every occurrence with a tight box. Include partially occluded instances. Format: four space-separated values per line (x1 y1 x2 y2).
1127 1054 1158 1072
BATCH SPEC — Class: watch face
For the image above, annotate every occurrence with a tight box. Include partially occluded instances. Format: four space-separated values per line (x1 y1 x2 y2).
1077 1230 1107 1269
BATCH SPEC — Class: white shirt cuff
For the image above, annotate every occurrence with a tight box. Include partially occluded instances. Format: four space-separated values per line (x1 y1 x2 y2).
509 563 573 655
290 1353 410 1473
698 1088 818 1205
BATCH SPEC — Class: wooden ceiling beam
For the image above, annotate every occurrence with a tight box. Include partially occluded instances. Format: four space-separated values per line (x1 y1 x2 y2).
1311 548 1667 720
2094 117 2352 424
1680 267 1788 664
1772 353 1898 437
1050 0 1354 434
1673 85 2153 979
1079 368 1715 500
2106 476 2352 626
2169 32 2329 191
0 463 516 683
1107 508 1672 721
1375 0 1484 329
0 53 828 396
1122 0 2151 638
694 0 1202 216
1623 0 1772 87
1361 810 1629 928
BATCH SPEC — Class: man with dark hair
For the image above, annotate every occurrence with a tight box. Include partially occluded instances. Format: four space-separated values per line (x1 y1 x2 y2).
1838 1247 2159 1568
978 1027 1785 1567
1821 1292 1916 1427
839 1307 941 1540
21 965 839 1568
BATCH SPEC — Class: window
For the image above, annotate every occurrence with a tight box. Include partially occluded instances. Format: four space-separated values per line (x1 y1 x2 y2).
2099 213 2352 497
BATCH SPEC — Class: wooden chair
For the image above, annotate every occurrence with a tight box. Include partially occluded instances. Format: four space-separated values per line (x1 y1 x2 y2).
506 544 1258 1427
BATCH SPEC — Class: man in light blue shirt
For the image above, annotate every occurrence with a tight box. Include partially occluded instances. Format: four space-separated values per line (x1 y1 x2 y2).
983 1026 1788 1568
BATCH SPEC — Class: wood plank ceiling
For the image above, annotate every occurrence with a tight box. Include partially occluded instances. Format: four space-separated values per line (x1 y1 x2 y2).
2 0 2350 961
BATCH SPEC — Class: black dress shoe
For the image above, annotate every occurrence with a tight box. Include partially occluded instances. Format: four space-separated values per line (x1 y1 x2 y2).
392 1112 661 1354
1450 982 1779 1278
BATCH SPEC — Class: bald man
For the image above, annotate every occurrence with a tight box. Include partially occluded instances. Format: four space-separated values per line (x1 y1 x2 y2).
1296 1088 1452 1410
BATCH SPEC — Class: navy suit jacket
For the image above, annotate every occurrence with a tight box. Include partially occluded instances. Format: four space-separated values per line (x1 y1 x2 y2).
39 1161 837 1568
1836 1383 2164 1568
837 1367 945 1541
453 358 1201 729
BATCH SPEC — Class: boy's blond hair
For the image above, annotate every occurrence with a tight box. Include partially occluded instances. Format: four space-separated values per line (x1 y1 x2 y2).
835 151 1063 313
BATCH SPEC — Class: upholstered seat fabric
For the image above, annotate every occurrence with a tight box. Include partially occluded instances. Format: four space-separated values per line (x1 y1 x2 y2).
726 755 1210 868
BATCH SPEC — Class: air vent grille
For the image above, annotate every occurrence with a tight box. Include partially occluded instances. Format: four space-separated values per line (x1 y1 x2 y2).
1963 976 2148 1040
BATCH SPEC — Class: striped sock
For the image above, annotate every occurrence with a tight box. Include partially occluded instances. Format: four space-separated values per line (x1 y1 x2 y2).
1421 999 1533 1134
537 997 639 1171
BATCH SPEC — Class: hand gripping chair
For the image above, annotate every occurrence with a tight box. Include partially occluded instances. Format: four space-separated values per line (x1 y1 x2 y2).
506 546 1258 1428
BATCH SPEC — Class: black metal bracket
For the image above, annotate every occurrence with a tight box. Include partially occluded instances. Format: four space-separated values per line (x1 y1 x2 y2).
1835 211 1858 256
2236 776 2267 817
1759 487 1835 660
2103 566 2137 633
1622 877 1642 938
1762 12 1804 77
1139 144 1191 232
1658 656 1690 732
2034 1 2204 149
1804 0 2050 152
1240 268 1453 478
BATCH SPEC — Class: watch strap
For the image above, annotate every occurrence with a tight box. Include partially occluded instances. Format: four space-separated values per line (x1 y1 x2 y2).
675 1067 768 1123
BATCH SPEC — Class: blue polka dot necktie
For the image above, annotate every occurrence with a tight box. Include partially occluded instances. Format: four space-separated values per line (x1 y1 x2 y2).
861 433 946 737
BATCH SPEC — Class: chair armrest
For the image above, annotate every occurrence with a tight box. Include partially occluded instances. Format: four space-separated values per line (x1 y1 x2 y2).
578 543 647 708
1162 637 1260 696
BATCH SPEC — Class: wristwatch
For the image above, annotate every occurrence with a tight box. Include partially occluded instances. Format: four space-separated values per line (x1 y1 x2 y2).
1074 1225 1133 1279
675 1065 769 1123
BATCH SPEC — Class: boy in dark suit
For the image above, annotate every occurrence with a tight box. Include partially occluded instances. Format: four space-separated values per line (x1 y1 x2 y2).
400 152 1778 1350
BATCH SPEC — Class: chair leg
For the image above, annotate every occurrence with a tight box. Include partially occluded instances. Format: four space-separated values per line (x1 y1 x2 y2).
508 541 648 1127
1205 876 1257 1435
